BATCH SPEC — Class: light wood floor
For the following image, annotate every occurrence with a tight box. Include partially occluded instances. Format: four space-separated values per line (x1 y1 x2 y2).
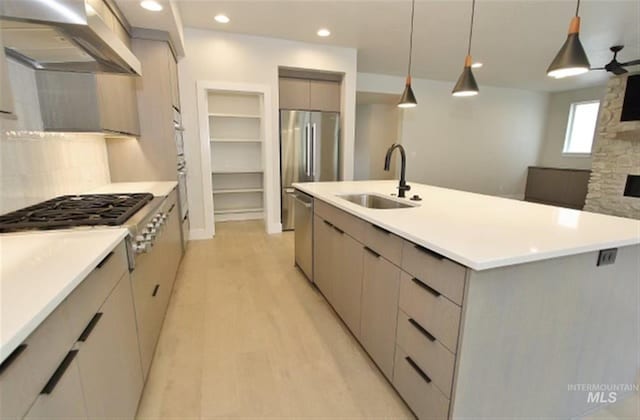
136 221 414 419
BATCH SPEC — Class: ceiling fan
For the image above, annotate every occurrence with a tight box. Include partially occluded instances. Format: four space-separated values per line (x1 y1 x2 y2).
592 45 640 75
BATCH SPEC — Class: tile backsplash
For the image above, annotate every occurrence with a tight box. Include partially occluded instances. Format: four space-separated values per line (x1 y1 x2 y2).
0 132 111 214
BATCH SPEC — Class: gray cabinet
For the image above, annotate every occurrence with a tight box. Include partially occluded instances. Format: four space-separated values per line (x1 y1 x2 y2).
76 273 143 419
0 240 141 420
132 190 181 379
35 71 140 136
313 215 334 302
360 250 401 380
332 233 364 338
107 38 178 181
0 46 15 116
23 356 87 419
279 78 341 112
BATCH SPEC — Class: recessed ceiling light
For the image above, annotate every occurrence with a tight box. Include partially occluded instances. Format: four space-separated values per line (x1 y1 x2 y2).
214 14 230 24
471 62 483 69
317 28 331 37
140 1 163 12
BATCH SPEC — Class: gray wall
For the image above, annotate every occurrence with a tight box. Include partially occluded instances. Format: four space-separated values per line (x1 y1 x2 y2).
354 103 400 180
538 85 606 170
357 73 549 200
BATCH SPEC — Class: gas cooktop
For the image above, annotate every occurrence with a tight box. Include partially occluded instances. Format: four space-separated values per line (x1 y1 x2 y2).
0 193 154 233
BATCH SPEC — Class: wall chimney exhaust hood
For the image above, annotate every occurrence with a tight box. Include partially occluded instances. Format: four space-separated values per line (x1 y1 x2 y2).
0 0 141 75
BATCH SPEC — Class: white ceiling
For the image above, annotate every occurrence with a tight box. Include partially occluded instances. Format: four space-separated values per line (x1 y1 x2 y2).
123 0 640 92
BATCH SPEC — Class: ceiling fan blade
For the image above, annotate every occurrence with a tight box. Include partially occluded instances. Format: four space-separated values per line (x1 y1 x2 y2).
611 67 628 75
590 67 605 70
620 59 640 66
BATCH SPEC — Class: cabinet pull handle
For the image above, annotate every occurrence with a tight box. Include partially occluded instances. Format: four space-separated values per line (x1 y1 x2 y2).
333 226 344 235
152 284 160 297
371 224 390 235
364 246 380 258
96 251 114 269
323 220 333 227
0 344 27 375
408 318 436 342
414 244 444 260
411 277 441 298
41 350 78 395
405 356 432 384
169 204 175 213
78 313 103 342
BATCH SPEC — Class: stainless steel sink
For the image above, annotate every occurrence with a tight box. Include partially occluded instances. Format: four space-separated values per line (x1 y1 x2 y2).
338 194 416 209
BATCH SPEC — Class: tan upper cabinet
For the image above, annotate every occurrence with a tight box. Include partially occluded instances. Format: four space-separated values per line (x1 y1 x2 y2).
280 78 311 110
279 78 341 112
97 74 141 136
0 46 15 117
309 80 341 112
168 51 180 111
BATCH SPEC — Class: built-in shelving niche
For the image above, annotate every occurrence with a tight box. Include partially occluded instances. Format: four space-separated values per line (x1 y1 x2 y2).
208 91 265 223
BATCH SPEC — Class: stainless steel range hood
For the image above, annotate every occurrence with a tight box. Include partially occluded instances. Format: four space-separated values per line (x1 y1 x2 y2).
0 0 141 75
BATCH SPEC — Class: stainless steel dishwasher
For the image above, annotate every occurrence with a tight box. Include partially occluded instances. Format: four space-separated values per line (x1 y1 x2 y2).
293 190 313 281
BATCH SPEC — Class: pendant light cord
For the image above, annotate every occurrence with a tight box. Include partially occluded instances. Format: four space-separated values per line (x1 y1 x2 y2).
467 0 476 56
407 0 415 76
575 0 581 16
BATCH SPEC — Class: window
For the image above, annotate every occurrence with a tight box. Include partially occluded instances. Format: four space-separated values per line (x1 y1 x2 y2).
563 100 600 155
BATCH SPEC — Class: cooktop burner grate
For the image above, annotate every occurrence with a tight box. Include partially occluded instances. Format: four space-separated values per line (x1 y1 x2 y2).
0 193 154 232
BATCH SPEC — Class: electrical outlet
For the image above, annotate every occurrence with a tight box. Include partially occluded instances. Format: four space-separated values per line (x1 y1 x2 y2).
597 248 617 266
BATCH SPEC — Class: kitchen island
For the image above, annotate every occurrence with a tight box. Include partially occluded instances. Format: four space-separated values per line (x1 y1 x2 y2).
293 180 640 419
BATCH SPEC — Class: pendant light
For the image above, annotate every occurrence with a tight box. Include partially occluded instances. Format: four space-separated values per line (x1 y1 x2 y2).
452 0 479 97
398 0 417 108
547 0 590 78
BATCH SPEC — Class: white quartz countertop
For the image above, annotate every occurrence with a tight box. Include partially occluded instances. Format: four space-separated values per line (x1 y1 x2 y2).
88 181 177 197
293 181 640 271
0 228 128 363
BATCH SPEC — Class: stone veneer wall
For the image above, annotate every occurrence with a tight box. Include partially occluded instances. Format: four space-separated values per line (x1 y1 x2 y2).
584 74 640 219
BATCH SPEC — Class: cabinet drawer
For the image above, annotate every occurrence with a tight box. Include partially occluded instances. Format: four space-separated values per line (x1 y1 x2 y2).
401 240 466 305
396 310 455 397
363 223 402 266
399 272 461 352
0 305 74 418
314 200 365 242
393 346 450 420
62 241 127 340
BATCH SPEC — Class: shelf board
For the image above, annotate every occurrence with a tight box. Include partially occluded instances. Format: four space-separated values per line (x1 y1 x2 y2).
214 207 264 215
208 113 261 119
212 188 264 194
212 170 263 174
210 138 263 143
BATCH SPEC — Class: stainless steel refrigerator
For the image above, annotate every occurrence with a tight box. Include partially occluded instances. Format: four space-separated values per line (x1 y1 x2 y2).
280 110 340 230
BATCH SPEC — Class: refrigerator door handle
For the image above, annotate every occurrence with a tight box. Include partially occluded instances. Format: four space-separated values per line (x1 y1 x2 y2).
311 122 317 177
304 123 313 176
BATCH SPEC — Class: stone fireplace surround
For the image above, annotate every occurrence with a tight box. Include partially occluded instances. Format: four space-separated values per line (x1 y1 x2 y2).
584 73 640 220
